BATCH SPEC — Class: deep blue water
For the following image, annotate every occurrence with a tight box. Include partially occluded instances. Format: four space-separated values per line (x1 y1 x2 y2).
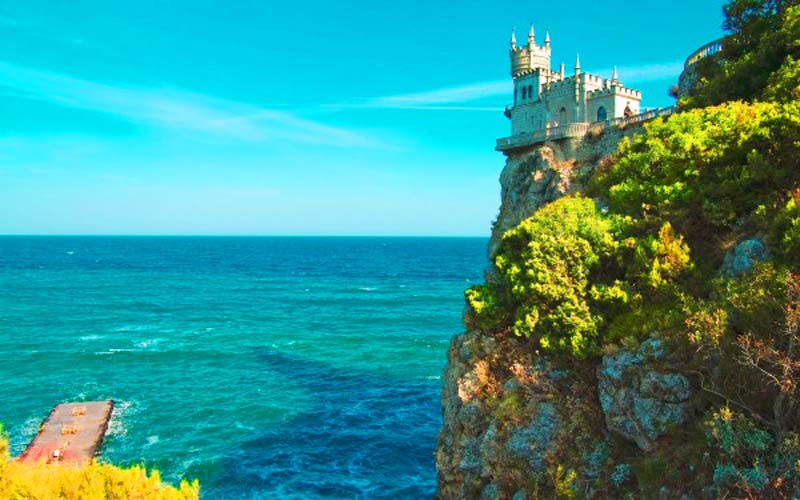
0 236 487 498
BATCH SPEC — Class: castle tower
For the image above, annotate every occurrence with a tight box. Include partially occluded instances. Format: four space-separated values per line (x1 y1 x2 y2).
498 25 645 152
510 24 551 77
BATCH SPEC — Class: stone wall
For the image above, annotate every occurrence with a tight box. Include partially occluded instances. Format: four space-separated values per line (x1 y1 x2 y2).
489 123 643 257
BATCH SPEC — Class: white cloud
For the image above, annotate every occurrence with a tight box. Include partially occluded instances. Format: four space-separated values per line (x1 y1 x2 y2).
593 61 684 83
367 81 510 108
0 60 377 148
356 61 683 111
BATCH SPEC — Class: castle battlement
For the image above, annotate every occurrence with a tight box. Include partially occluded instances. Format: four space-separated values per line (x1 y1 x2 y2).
510 25 552 78
588 86 643 99
501 25 644 147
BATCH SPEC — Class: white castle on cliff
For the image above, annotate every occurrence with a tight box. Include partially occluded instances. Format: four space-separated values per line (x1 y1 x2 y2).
498 25 645 151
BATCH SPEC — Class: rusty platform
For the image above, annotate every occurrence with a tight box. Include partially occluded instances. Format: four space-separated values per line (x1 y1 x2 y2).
18 400 114 465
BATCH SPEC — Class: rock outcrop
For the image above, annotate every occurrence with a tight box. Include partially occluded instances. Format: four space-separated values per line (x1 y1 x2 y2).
597 339 691 451
489 127 642 257
437 129 695 499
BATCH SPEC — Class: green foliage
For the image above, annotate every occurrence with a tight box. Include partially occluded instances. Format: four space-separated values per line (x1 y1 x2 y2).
605 301 683 346
466 196 694 358
488 196 624 358
703 407 800 496
594 101 800 239
720 261 788 336
591 101 800 284
629 222 692 290
0 427 199 499
771 190 800 263
464 283 507 333
686 2 800 107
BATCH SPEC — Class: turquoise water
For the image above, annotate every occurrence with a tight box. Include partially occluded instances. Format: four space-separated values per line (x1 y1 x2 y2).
0 236 487 498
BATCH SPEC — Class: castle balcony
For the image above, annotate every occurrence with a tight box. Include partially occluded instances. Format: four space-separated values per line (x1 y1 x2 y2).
495 122 590 151
679 38 724 98
601 105 676 128
495 106 676 152
684 39 724 69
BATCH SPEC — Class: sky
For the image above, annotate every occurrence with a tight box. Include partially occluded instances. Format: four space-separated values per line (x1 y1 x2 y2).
0 0 726 236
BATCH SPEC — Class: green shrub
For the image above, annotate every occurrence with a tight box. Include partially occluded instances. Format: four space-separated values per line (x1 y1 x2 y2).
685 3 800 107
469 196 627 358
0 426 199 499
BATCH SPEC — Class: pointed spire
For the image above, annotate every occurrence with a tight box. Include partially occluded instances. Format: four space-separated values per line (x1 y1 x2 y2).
510 28 517 51
545 30 551 47
528 24 535 47
575 54 581 75
560 63 565 78
612 65 619 81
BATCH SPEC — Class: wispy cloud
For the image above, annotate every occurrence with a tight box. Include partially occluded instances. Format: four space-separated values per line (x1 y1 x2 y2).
365 81 509 110
0 60 377 148
594 61 684 83
353 60 683 111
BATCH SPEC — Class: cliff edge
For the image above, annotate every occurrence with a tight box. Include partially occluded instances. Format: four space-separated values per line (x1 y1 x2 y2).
436 4 800 496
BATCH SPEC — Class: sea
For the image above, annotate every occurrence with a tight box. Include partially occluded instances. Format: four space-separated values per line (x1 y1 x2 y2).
0 236 488 499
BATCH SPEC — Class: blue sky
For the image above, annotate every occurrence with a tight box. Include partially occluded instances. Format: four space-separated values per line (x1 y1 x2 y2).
0 1 725 235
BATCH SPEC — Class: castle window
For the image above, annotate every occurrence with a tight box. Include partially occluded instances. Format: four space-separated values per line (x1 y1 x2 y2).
527 85 533 100
559 107 567 125
522 87 527 99
597 106 607 122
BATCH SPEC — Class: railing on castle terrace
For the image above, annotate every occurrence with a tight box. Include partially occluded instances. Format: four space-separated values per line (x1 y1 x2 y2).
495 106 676 151
684 38 724 69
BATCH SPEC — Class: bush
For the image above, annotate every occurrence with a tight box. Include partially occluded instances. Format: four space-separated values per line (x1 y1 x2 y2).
469 196 626 358
685 3 800 107
0 427 199 500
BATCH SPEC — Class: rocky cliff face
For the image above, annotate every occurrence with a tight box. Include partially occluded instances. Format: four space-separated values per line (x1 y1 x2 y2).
488 127 639 257
437 127 697 499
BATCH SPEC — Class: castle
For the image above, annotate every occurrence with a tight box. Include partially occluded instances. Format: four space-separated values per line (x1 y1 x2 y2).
497 25 644 152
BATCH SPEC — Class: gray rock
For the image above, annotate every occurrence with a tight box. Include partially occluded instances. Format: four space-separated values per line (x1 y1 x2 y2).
598 339 691 450
721 238 768 277
481 483 499 500
479 420 499 478
458 436 482 472
458 400 486 437
506 402 559 472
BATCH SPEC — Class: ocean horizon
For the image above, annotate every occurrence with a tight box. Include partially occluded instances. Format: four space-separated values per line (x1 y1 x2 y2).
0 235 488 498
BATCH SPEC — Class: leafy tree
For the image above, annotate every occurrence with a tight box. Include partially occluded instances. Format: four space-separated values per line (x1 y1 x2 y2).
467 196 626 358
591 101 800 262
686 1 800 107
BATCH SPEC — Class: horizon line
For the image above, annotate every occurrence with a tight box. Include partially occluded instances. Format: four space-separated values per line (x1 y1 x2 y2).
0 233 491 238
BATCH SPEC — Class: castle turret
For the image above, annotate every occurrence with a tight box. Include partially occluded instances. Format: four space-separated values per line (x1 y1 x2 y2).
510 24 551 77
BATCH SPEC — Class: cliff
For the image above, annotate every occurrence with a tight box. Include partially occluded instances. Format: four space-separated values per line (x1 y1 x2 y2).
436 99 800 500
438 128 693 499
488 126 642 258
436 4 800 496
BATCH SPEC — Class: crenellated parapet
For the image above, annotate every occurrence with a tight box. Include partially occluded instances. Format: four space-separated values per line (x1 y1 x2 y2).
587 86 643 100
510 25 552 77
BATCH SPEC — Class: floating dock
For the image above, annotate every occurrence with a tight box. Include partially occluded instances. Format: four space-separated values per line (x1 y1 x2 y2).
18 400 114 465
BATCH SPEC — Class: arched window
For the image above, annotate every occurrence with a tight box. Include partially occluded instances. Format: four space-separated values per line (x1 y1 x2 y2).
522 86 527 99
514 89 517 104
527 85 533 99
559 107 568 125
596 106 607 122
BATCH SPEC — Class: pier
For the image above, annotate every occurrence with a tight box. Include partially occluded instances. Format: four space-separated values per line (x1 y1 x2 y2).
18 400 114 465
